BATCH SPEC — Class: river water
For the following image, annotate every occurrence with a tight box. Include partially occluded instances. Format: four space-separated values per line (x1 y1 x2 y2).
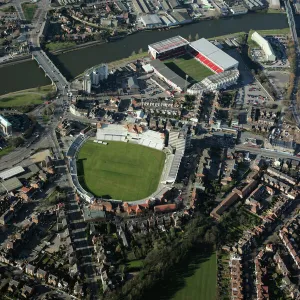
0 12 289 95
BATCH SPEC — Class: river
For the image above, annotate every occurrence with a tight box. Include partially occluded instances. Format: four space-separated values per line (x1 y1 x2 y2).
0 12 289 95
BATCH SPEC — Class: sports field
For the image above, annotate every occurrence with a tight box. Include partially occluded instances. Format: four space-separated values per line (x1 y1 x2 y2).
164 54 214 83
77 141 166 201
172 252 217 300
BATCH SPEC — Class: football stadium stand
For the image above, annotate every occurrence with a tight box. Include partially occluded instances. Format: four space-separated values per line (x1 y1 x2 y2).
148 36 239 92
150 59 187 92
188 69 240 94
148 35 189 60
189 38 239 72
96 123 165 150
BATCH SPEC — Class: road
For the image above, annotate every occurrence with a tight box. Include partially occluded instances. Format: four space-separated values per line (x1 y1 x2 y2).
0 1 100 296
235 144 300 161
284 0 300 125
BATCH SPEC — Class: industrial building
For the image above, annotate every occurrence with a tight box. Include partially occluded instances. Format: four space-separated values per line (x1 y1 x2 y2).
150 59 187 92
148 35 189 60
140 14 163 28
251 31 276 62
189 38 239 73
0 115 12 136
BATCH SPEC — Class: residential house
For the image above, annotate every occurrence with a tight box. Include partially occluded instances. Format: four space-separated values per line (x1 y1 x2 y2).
21 285 34 298
36 268 47 280
48 274 58 286
274 252 289 276
8 279 20 293
229 253 243 299
154 203 177 214
25 264 36 276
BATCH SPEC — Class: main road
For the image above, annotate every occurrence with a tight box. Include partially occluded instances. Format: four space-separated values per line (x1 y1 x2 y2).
284 0 300 125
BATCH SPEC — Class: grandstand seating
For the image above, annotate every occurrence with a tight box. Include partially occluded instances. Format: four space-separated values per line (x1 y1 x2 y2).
158 47 187 61
189 50 223 74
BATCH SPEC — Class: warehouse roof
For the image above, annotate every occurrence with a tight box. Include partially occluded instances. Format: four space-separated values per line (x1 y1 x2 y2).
0 166 25 180
0 177 23 194
190 38 238 70
149 35 189 54
150 59 187 90
140 14 162 26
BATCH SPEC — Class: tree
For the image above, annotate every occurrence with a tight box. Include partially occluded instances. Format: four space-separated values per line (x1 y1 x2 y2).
131 50 136 56
138 48 143 54
195 33 199 40
107 222 111 234
188 34 192 41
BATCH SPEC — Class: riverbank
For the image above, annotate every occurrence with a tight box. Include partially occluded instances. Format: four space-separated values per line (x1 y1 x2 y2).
46 39 106 55
0 12 289 93
0 85 55 109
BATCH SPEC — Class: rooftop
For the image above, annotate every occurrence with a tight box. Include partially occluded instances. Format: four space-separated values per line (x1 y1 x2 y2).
150 59 187 89
0 166 25 180
83 206 106 222
0 177 23 194
190 38 238 70
149 35 189 54
140 14 162 25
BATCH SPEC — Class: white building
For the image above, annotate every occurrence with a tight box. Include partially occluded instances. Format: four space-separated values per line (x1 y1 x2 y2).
91 64 108 87
188 69 239 94
140 14 163 28
82 74 91 94
251 31 276 62
268 0 280 9
0 115 12 136
230 4 248 14
97 64 109 81
91 70 100 87
83 64 108 92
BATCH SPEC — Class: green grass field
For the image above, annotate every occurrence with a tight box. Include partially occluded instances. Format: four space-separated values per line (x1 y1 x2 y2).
144 251 217 300
45 41 76 52
171 252 217 300
0 85 55 108
0 146 14 158
21 3 38 22
164 54 214 83
77 141 166 201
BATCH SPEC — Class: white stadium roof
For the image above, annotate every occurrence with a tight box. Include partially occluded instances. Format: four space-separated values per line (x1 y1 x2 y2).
190 38 238 70
0 166 25 180
149 36 189 54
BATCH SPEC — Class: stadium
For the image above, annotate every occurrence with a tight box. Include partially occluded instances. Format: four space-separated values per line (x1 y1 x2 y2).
66 124 187 203
148 35 240 93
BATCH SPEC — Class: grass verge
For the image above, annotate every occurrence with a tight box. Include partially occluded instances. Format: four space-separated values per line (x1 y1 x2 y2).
45 41 77 52
0 146 14 158
0 85 55 108
21 3 38 22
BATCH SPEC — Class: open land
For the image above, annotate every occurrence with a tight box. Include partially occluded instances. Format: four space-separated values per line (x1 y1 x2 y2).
77 141 166 201
171 252 217 300
164 54 214 83
0 85 55 108
21 3 38 22
143 251 217 300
